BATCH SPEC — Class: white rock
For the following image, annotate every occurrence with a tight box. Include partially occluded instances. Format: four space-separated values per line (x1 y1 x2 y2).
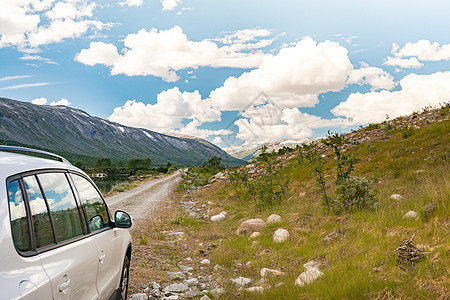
230 276 252 288
294 268 324 287
273 228 290 243
163 283 189 293
390 194 404 201
200 259 210 265
248 232 260 240
236 218 267 235
185 278 199 286
245 287 264 293
200 296 211 300
266 214 282 224
210 287 225 297
303 260 319 271
211 213 226 222
260 268 285 278
220 211 227 216
129 294 148 300
402 210 419 220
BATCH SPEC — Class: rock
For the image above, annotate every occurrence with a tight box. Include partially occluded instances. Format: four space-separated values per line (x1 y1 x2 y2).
151 282 162 290
390 194 404 201
273 228 290 243
184 278 199 286
178 264 194 273
163 283 189 293
294 268 324 287
266 214 282 224
210 287 225 297
236 218 267 235
200 259 210 265
245 164 255 169
421 203 437 218
168 272 185 280
149 288 162 297
245 287 264 293
185 257 193 262
249 232 260 240
200 296 211 300
211 213 226 222
402 211 419 220
299 192 306 197
162 296 180 300
220 211 227 216
303 260 319 271
183 288 202 298
129 294 148 300
260 268 285 278
213 264 224 272
230 276 252 288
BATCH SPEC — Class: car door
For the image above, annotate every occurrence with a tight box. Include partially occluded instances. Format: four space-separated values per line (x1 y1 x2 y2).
23 172 99 299
70 173 122 298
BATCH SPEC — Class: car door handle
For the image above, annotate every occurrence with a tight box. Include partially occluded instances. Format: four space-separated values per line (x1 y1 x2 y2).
99 252 106 263
59 278 71 294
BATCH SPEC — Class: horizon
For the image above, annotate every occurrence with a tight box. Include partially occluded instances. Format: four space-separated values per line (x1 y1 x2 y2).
1 0 450 149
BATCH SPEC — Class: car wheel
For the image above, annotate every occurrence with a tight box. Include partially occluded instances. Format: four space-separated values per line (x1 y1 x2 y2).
119 255 130 300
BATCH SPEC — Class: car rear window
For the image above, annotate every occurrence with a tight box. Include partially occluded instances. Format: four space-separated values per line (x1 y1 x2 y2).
7 180 31 252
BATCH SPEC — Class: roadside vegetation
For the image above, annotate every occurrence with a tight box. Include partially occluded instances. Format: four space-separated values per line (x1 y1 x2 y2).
129 104 449 299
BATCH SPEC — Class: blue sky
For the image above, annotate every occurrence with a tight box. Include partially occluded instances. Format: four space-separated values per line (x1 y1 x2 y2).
1 0 450 148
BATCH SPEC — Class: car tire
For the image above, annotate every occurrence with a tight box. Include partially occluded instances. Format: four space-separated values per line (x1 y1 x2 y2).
119 255 130 300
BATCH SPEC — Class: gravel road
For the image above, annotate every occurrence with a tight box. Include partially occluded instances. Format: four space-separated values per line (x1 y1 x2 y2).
105 170 182 221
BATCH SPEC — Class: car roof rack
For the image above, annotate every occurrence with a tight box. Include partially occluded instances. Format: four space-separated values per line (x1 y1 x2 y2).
0 145 72 165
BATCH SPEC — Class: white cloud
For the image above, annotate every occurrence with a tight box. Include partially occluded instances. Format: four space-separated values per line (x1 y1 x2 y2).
108 87 221 132
0 82 55 90
31 97 47 105
383 56 424 69
0 0 111 48
0 75 32 82
119 0 144 7
169 119 232 139
211 136 224 145
347 62 396 91
392 40 450 61
19 54 58 64
332 71 450 124
209 37 353 110
75 26 270 82
50 98 71 106
161 0 181 11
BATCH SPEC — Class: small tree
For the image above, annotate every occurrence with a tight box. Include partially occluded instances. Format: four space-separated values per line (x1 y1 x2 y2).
128 158 152 174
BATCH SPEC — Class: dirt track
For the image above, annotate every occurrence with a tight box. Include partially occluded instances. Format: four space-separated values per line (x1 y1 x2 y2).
105 170 182 222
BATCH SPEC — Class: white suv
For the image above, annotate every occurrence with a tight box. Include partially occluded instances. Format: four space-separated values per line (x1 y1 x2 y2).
0 146 132 300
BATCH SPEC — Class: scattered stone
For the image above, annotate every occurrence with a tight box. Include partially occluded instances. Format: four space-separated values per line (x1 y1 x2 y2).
185 278 199 286
266 214 282 224
245 287 264 293
168 272 185 280
129 294 148 300
230 276 252 288
236 218 267 235
421 203 437 219
183 288 202 298
210 287 225 297
178 264 194 273
294 267 324 287
185 257 193 262
149 288 162 297
324 229 345 242
275 282 285 287
273 228 290 243
163 283 189 293
200 259 210 265
245 164 255 169
162 296 180 300
220 211 227 216
402 211 419 220
200 295 211 300
249 232 260 240
260 268 285 278
245 261 252 266
211 213 226 222
151 282 161 290
303 260 320 271
213 264 224 272
390 194 404 201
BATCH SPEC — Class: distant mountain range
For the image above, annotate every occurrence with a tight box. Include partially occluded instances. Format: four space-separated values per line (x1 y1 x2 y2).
0 98 243 166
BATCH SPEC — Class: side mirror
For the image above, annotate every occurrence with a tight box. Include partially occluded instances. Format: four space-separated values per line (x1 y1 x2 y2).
115 210 132 228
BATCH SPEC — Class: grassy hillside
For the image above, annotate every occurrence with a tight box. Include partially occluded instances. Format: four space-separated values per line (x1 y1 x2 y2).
133 105 448 299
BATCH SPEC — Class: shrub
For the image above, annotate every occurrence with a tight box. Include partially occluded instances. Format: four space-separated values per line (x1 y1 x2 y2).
332 176 377 213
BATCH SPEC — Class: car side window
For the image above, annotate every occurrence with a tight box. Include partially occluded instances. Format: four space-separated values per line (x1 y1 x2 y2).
23 176 55 248
37 173 84 242
71 174 110 232
7 180 31 252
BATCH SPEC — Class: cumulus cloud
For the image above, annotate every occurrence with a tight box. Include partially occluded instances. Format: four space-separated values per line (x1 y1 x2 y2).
109 87 221 132
209 37 353 110
347 62 396 91
169 119 232 139
392 40 450 61
0 0 111 48
75 26 271 82
50 98 71 106
31 97 47 105
119 0 144 7
211 136 224 145
383 56 424 69
161 0 181 11
332 71 450 124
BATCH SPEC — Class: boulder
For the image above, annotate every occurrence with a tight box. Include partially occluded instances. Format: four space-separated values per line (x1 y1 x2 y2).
266 214 282 224
236 218 266 235
211 213 226 222
390 194 404 201
230 276 252 288
163 283 189 293
402 211 419 220
294 267 324 287
273 228 290 243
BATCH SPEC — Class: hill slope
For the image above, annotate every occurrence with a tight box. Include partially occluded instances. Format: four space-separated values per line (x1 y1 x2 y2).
0 97 243 166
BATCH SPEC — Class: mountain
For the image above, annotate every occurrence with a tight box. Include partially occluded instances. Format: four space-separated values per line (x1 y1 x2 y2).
0 98 243 166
